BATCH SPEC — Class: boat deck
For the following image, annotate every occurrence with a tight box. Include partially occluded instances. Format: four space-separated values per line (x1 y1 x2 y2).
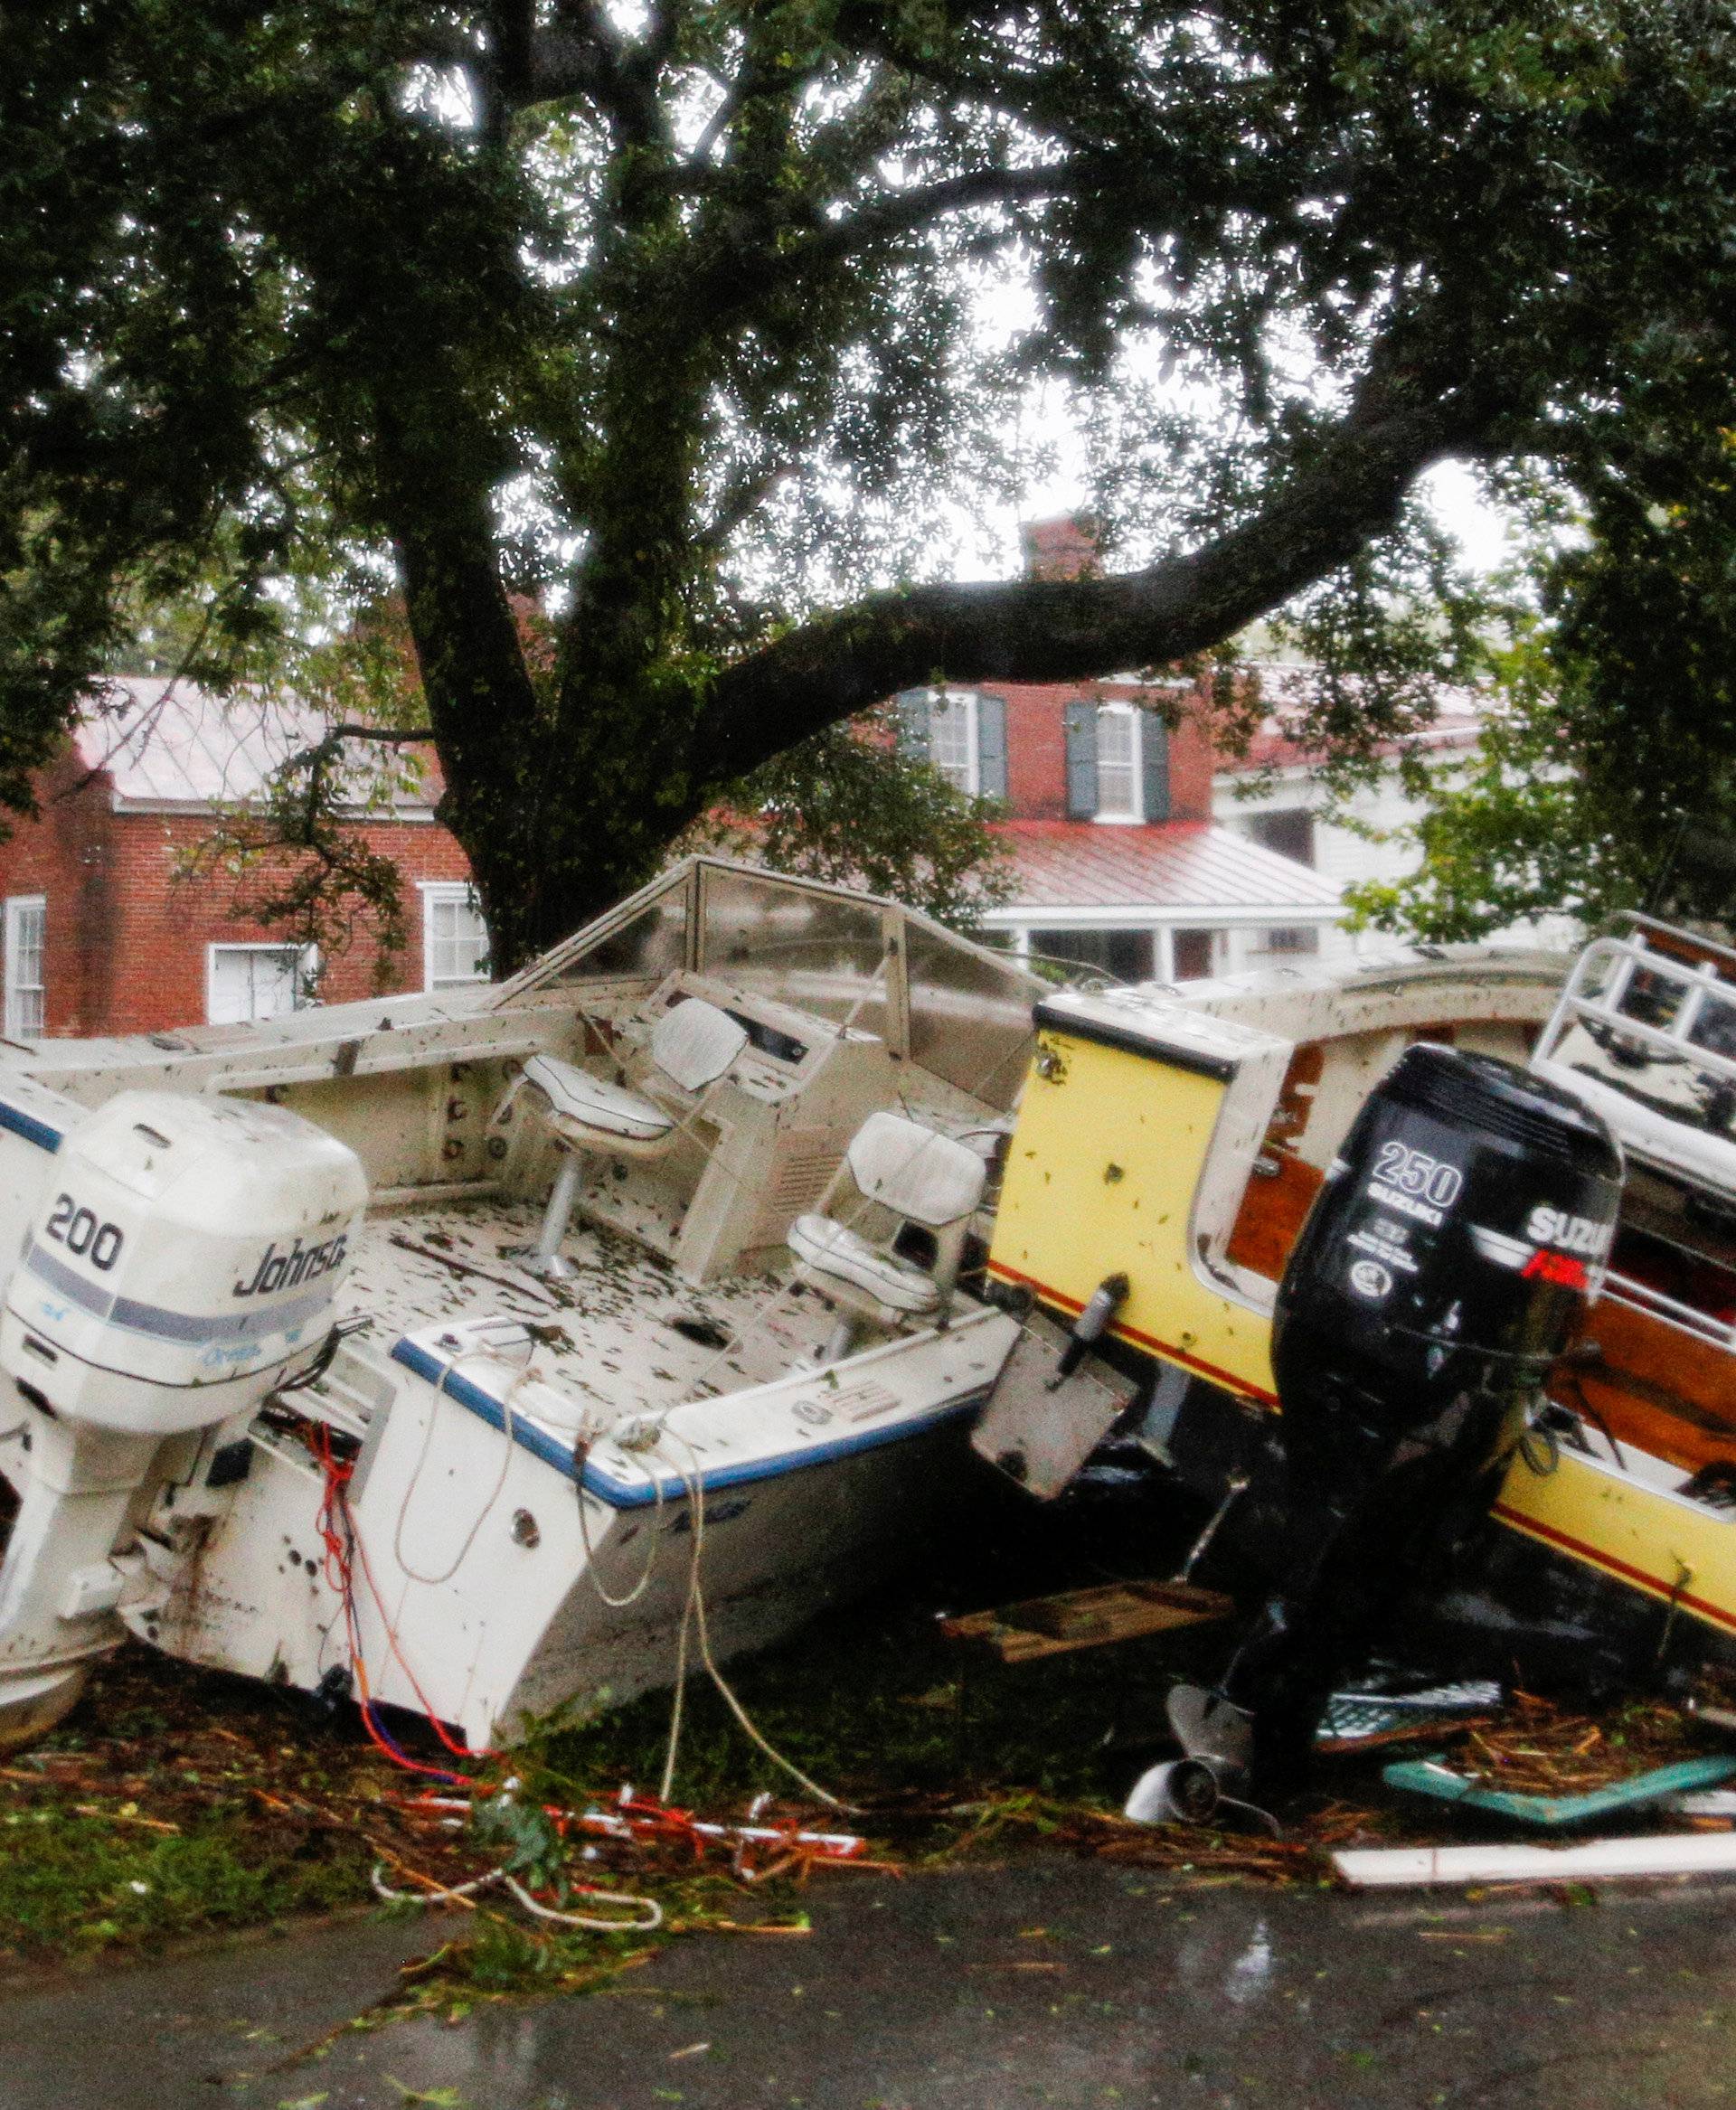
338 1196 836 1426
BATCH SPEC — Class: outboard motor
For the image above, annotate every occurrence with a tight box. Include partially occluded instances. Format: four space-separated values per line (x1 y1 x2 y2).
1177 1043 1623 1792
0 1090 366 1748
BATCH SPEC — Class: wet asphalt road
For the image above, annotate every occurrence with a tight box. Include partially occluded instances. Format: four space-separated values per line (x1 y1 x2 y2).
4 1860 1736 2110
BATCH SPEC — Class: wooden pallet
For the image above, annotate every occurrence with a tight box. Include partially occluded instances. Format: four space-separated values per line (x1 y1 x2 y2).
939 1579 1234 1664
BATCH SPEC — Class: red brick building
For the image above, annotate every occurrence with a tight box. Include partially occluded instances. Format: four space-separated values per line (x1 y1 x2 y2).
2 529 1346 1040
0 679 481 1041
894 518 1344 983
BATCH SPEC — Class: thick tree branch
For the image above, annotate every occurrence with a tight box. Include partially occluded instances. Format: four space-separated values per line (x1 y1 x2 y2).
689 389 1491 786
683 161 1079 317
515 2 667 146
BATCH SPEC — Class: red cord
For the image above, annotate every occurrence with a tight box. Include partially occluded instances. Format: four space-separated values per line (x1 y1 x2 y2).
304 1421 851 1871
306 1422 493 1782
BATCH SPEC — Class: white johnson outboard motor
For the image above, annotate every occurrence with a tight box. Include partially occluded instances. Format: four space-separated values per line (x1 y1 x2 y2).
0 1089 366 1748
1171 1043 1624 1794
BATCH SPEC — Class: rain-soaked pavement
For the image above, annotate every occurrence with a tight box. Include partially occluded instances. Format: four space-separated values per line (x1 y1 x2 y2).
4 1859 1736 2109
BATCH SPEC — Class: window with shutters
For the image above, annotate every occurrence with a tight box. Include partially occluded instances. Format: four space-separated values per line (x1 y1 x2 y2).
4 896 45 1040
1065 700 1171 822
928 692 979 795
422 882 491 991
895 689 1007 802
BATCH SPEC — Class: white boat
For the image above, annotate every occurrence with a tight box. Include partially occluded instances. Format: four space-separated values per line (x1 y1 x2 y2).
0 860 1035 1749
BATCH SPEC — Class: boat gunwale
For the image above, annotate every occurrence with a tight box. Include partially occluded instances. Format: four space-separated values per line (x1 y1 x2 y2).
388 1303 1014 1509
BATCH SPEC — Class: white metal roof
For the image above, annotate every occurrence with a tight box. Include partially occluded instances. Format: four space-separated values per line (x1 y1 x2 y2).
73 676 438 815
986 820 1344 918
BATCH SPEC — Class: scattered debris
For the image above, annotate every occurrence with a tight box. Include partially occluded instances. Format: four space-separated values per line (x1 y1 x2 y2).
1316 1682 1505 1753
1382 1752 1736 1827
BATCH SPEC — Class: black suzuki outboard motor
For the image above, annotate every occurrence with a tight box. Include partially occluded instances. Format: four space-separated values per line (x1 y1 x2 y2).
1182 1042 1624 1793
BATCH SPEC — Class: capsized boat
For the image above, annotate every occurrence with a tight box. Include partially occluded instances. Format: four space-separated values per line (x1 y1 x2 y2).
0 860 1038 1748
979 915 1736 1680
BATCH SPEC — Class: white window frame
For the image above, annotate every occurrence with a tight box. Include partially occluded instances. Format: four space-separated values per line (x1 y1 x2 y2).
205 942 317 1026
927 690 981 796
4 895 46 1041
1094 702 1144 823
420 881 491 993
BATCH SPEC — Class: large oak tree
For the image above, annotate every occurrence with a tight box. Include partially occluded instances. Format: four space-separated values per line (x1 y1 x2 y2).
6 0 1736 970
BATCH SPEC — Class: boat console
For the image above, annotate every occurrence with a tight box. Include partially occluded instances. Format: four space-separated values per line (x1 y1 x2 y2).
516 971 907 1282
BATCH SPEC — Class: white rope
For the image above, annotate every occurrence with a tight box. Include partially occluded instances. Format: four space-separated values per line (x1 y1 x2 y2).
371 1860 663 1932
392 1343 534 1587
500 1870 664 1930
576 1451 666 1607
656 1445 704 1806
656 1428 852 1811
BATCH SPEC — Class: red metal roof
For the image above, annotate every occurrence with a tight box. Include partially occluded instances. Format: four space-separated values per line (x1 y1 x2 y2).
991 820 1343 914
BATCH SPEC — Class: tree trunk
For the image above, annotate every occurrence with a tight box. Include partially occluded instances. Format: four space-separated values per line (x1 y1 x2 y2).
450 674 709 975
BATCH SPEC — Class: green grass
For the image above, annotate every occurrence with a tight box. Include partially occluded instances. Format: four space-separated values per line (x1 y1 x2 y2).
0 1801 367 1957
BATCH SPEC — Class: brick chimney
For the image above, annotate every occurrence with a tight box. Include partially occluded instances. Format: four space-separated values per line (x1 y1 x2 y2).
1020 513 1100 581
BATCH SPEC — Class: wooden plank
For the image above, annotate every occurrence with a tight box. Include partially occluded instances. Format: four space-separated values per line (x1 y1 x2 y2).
939 1579 1234 1664
1557 1295 1736 1474
1223 1152 1321 1280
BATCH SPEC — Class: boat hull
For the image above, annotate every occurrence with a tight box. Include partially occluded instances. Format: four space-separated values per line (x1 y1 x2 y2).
118 1308 1020 1747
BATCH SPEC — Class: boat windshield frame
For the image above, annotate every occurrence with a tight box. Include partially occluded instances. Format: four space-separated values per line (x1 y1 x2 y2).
486 856 1044 1109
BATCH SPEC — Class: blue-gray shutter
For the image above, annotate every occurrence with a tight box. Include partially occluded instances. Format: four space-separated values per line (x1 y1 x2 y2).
1064 701 1099 818
1141 716 1171 822
976 693 1008 802
894 689 931 761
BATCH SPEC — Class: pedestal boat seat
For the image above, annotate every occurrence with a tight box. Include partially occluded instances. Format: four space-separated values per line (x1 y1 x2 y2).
516 998 749 1277
788 1110 987 1349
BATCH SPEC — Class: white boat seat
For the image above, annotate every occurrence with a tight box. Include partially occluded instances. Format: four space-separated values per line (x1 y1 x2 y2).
512 1002 747 1281
521 1053 675 1147
788 1213 941 1317
651 997 749 1094
788 1114 988 1339
844 1111 988 1228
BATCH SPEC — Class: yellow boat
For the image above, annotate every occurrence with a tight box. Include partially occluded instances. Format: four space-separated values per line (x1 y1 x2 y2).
986 918 1736 1668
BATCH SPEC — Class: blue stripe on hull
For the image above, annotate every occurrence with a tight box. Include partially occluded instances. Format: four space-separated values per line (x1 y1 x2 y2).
388 1336 986 1510
0 1098 61 1153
